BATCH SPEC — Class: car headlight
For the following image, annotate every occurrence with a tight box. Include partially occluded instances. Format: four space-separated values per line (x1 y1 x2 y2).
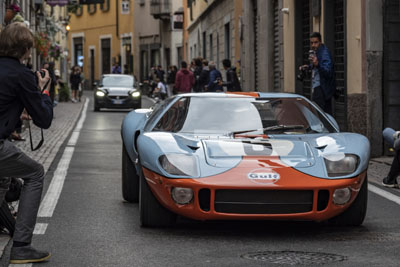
130 91 141 98
332 187 352 205
324 153 359 177
159 154 199 177
96 91 105 97
171 187 194 204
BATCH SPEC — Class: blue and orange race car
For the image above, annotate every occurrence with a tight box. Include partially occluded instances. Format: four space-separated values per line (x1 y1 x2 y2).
121 92 370 227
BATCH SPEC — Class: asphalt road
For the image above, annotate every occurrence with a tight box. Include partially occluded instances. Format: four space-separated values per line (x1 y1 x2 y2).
4 95 400 267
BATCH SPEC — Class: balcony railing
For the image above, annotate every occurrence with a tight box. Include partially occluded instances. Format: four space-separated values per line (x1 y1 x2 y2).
150 0 171 19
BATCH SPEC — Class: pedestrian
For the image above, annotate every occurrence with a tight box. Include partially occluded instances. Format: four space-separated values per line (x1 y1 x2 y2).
299 32 336 115
112 62 121 74
175 61 194 94
197 59 210 92
45 62 57 104
69 66 82 103
166 65 177 96
155 65 165 83
382 128 400 188
153 78 167 100
221 59 241 92
206 61 223 92
0 22 52 264
193 58 203 92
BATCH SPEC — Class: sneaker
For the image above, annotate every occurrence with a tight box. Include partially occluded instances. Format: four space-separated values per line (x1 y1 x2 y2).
382 177 399 188
10 245 51 264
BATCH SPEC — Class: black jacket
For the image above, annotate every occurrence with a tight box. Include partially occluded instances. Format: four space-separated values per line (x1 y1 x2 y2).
0 57 53 139
223 67 241 92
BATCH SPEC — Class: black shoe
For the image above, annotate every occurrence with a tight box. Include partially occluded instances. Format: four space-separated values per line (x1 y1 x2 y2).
382 177 399 188
10 245 51 264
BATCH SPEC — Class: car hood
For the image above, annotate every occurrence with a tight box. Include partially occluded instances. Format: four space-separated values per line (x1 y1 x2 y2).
138 132 370 179
99 87 134 96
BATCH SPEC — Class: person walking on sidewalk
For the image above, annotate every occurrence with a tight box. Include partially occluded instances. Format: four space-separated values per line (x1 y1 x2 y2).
69 65 82 103
0 22 53 264
382 128 400 188
175 61 194 94
206 61 223 92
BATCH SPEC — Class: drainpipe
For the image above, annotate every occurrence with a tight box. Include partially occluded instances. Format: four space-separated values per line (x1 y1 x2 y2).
116 0 119 39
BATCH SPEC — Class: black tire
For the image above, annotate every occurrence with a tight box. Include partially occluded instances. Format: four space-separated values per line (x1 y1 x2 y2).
0 201 15 236
122 144 139 203
328 177 368 226
139 165 176 227
94 102 100 112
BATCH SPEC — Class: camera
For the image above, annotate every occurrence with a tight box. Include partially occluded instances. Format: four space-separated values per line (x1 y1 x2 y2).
297 66 309 81
39 70 46 78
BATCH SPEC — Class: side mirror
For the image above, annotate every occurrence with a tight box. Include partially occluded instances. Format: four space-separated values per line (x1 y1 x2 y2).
325 113 340 131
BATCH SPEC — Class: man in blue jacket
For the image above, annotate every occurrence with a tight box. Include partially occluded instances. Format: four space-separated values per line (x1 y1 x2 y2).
206 61 223 92
300 32 336 115
0 22 53 264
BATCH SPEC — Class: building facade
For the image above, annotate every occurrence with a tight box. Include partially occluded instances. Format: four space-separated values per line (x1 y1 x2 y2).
133 0 183 82
68 0 134 87
183 0 242 72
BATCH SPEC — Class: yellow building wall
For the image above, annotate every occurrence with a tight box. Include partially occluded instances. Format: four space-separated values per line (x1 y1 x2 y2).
68 2 133 81
283 0 296 93
347 0 363 95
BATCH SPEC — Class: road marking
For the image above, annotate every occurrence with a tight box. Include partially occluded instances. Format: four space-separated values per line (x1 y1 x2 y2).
38 99 89 217
9 264 31 267
369 183 400 205
33 223 48 235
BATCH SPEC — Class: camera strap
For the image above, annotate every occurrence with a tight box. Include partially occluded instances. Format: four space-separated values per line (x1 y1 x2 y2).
28 121 44 151
41 79 51 93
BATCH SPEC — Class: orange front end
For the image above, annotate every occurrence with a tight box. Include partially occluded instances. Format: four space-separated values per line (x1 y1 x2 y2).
142 157 366 222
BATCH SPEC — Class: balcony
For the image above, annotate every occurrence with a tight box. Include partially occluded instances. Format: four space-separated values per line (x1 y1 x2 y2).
150 0 171 20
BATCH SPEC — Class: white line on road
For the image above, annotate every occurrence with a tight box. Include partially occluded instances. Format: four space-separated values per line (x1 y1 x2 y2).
369 183 400 206
38 99 89 218
9 264 31 267
33 223 48 235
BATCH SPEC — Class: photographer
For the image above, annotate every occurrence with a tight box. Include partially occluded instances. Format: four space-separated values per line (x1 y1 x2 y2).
299 32 336 115
0 23 52 264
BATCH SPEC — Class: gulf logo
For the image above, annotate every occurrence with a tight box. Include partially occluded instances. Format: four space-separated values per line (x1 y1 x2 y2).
247 168 281 184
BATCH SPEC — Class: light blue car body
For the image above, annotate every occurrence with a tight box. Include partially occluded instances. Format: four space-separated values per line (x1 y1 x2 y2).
121 93 370 180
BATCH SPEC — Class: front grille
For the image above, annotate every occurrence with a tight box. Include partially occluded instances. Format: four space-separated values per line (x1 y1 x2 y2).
214 190 313 214
198 189 211 212
108 95 128 100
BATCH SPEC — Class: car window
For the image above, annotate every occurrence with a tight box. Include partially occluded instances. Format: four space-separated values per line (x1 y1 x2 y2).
151 97 336 134
101 76 134 87
144 97 176 131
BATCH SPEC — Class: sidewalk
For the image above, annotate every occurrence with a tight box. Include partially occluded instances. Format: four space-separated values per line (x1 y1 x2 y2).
0 97 86 260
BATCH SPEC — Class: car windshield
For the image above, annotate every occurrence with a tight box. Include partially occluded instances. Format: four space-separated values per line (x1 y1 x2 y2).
152 97 336 134
101 75 134 87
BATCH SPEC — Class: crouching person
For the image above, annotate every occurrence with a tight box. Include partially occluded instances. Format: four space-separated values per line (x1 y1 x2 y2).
0 22 53 264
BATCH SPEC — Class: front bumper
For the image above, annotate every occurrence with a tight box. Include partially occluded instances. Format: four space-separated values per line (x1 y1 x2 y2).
95 95 141 109
142 165 367 222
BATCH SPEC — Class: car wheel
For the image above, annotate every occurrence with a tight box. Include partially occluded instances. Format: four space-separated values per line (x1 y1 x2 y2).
328 177 368 226
94 102 100 112
139 164 176 227
122 144 139 203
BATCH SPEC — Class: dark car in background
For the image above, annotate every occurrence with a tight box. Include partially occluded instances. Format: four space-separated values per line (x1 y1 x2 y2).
94 74 141 111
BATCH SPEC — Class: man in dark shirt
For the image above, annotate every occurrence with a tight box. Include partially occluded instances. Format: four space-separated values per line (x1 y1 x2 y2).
222 59 241 92
0 22 53 264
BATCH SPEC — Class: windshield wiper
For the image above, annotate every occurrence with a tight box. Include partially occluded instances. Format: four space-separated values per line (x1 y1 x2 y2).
228 125 306 136
263 125 305 132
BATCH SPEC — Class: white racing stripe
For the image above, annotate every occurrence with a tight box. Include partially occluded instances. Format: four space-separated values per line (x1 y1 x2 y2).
38 99 89 217
369 183 400 205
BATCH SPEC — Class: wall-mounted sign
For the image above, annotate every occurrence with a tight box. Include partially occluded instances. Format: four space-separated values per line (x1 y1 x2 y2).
173 14 183 30
80 0 104 5
46 0 69 6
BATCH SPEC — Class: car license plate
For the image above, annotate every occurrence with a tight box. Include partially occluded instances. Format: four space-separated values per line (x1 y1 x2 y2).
112 99 124 104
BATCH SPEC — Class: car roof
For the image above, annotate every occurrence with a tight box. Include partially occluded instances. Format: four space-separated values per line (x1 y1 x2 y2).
102 74 134 78
176 92 307 99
